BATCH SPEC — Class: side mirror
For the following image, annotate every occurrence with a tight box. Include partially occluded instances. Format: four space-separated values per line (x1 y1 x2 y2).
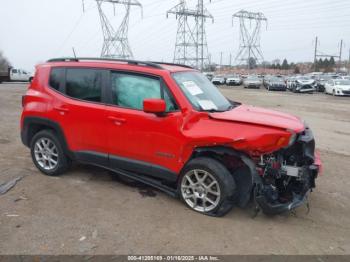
143 98 166 115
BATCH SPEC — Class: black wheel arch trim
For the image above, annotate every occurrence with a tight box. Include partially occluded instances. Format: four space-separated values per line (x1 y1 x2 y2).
190 146 262 208
21 116 74 159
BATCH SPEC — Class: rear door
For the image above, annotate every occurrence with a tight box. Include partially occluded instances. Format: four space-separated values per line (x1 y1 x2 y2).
47 67 109 164
105 71 183 180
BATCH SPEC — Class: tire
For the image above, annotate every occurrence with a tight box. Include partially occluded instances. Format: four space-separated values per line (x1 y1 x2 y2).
30 130 70 176
178 157 236 217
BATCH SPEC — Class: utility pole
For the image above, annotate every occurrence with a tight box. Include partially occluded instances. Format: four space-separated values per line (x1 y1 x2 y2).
313 37 343 73
167 0 213 71
232 10 267 69
220 52 223 68
94 0 142 59
229 53 232 67
348 48 350 74
338 39 343 72
314 36 318 71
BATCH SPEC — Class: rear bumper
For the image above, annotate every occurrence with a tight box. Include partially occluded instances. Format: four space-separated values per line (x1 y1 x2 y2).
269 85 287 90
246 84 260 88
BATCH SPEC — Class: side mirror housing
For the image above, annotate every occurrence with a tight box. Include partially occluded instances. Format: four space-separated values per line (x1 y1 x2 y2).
143 99 166 115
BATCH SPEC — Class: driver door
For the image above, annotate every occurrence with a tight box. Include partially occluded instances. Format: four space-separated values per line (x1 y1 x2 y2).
106 71 183 179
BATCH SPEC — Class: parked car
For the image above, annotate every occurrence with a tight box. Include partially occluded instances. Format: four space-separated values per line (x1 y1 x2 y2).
315 75 341 92
243 75 262 88
21 57 321 217
0 67 33 83
263 75 273 88
286 77 295 90
225 75 242 86
325 79 350 96
266 77 287 91
289 76 316 93
211 75 226 85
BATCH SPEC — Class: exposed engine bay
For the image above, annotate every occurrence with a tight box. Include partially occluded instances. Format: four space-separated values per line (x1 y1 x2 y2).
254 126 320 214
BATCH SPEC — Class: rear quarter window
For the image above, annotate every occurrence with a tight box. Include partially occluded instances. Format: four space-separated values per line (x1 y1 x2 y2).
65 68 102 102
49 68 64 90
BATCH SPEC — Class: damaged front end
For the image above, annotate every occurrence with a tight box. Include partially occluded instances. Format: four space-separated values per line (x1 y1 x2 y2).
254 126 321 215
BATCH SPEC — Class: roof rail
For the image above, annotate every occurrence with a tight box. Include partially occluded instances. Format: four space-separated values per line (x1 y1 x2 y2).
148 61 195 69
46 57 164 69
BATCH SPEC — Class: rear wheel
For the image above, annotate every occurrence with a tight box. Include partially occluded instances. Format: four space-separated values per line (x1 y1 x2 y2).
179 157 236 217
30 130 70 176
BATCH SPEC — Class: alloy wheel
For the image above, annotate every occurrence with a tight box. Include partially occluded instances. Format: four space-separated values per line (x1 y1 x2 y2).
181 169 221 212
34 138 59 171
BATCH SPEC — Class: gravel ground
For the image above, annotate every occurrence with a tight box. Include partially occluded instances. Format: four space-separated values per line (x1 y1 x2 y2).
0 83 349 255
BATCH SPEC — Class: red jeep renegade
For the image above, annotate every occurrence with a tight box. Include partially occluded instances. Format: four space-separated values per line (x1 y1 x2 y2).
21 58 322 216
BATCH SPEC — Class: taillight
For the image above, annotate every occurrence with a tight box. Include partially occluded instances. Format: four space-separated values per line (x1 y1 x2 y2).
22 95 26 107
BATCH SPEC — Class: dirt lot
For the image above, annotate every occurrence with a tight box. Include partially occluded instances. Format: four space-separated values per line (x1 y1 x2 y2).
0 83 350 255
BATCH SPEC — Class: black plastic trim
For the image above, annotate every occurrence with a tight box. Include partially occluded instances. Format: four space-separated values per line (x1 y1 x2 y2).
21 116 73 158
47 57 164 69
73 151 178 197
109 154 178 183
192 146 260 208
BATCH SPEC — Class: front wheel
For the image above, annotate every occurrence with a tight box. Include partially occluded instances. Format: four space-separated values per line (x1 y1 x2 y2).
179 157 236 217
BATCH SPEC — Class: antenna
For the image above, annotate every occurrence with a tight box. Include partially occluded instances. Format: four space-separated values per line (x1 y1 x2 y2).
72 47 77 59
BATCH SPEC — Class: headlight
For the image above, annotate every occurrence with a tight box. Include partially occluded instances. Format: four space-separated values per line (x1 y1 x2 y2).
286 130 297 147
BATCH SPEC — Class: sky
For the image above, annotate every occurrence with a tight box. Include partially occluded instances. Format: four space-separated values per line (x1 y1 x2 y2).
0 0 350 71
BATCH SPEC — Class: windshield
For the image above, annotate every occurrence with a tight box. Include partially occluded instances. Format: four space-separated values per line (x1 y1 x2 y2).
298 76 311 81
320 75 333 80
172 71 232 112
270 77 284 82
247 76 260 81
335 80 350 85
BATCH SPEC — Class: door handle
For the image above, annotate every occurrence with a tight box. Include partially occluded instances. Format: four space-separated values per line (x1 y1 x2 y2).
53 106 69 113
108 116 126 125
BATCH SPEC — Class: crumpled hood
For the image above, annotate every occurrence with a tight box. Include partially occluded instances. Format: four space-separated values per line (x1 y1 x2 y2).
209 105 305 132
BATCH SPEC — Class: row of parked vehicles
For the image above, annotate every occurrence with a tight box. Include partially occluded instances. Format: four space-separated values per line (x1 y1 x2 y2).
206 73 350 96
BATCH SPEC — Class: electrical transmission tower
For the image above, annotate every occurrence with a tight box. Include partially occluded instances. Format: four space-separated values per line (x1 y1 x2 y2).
167 0 213 71
94 0 142 59
232 10 267 69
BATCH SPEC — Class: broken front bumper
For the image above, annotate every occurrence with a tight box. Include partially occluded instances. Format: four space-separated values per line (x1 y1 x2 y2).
254 128 322 215
255 156 321 215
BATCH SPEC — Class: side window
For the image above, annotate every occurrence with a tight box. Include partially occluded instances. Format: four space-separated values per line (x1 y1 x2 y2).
110 72 178 111
65 68 102 102
12 69 18 74
49 68 64 91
